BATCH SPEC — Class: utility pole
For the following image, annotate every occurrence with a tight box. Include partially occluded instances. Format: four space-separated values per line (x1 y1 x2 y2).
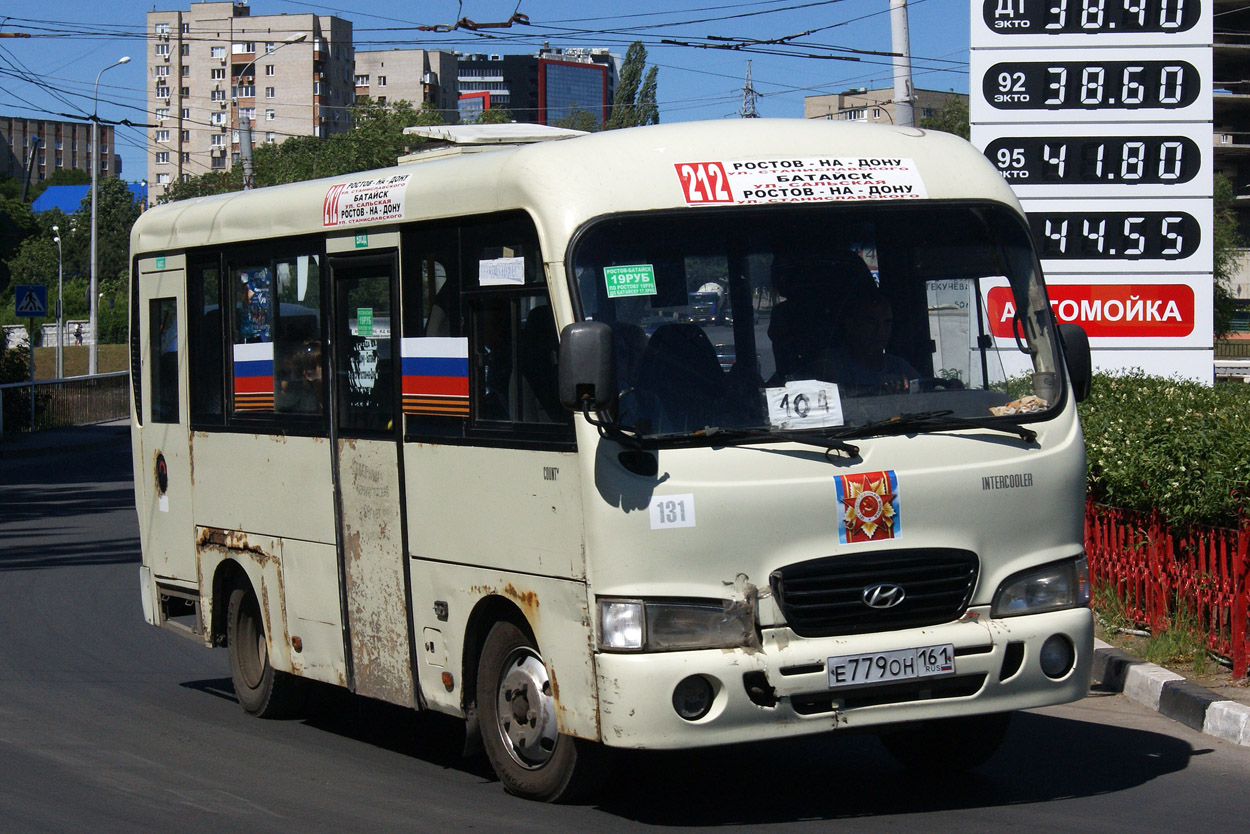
19 137 39 203
889 0 916 127
740 61 760 118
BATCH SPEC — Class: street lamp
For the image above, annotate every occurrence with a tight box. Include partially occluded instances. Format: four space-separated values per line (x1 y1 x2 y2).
51 225 63 379
89 55 130 376
235 33 306 190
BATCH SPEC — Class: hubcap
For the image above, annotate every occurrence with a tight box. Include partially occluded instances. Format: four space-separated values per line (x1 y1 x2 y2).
495 647 558 769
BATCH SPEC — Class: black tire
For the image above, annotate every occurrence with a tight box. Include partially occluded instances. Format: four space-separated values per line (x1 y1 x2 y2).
227 584 305 719
880 712 1011 772
476 621 607 802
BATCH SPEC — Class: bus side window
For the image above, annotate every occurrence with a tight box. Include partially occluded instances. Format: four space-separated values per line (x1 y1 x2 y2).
188 259 224 424
401 224 466 436
149 297 179 424
469 294 566 425
230 263 277 412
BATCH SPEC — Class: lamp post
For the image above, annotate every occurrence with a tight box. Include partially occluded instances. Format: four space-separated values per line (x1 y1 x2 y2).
89 55 130 376
51 225 63 379
235 34 306 190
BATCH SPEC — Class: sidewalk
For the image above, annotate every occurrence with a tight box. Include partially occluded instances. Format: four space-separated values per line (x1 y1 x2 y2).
1093 635 1250 747
0 419 130 460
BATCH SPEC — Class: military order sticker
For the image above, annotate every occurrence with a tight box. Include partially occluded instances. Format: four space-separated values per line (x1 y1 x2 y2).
835 470 901 543
649 494 696 529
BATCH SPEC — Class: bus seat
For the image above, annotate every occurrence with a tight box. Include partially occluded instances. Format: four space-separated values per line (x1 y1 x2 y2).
636 323 727 433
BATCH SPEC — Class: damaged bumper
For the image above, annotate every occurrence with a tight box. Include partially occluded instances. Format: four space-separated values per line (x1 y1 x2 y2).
594 605 1093 749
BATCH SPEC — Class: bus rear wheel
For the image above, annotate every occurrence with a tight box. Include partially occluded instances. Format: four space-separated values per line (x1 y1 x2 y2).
476 621 606 802
227 584 305 718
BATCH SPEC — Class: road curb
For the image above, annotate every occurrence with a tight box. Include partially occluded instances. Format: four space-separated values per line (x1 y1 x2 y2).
1093 638 1250 747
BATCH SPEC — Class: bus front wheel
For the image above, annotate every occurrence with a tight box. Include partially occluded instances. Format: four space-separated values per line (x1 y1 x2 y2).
226 584 305 718
476 620 606 802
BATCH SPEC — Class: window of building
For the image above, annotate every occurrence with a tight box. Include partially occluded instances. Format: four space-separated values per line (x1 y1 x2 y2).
211 89 226 101
181 152 190 163
211 46 226 60
156 172 171 184
212 68 225 80
211 156 226 169
181 65 190 76
265 42 276 54
240 108 255 120
156 108 169 121
378 75 387 87
265 86 275 98
182 23 189 33
210 134 224 146
181 44 190 56
155 65 170 77
155 129 170 142
181 130 190 141
232 42 255 54
873 108 883 119
155 43 170 56
355 74 369 86
265 65 275 76
155 23 170 35
210 112 226 125
156 86 170 98
266 132 276 143
180 87 190 97
155 152 169 164
235 84 255 98
266 109 276 121
181 108 190 119
841 108 866 121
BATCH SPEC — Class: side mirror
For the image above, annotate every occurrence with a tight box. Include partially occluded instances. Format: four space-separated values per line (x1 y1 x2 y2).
1058 323 1092 403
558 321 617 414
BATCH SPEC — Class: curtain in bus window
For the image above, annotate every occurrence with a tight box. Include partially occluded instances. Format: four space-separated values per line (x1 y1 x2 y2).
232 264 275 411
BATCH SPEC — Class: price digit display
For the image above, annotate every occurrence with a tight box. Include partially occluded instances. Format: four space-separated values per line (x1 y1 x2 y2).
984 60 1199 109
985 135 1200 184
1029 210 1200 259
983 0 1200 35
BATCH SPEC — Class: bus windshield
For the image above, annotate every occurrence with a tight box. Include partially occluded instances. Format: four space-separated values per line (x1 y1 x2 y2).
570 203 1063 441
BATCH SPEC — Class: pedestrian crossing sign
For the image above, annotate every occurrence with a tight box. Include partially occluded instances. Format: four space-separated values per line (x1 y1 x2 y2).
15 284 47 318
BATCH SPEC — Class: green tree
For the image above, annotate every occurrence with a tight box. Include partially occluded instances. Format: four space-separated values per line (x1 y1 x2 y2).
606 42 660 130
552 109 601 132
474 107 515 125
917 93 969 140
161 101 446 203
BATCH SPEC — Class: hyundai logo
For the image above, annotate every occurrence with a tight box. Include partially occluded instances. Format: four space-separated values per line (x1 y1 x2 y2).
862 583 906 609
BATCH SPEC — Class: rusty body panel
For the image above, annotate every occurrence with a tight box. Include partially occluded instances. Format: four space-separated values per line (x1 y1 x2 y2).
337 437 415 707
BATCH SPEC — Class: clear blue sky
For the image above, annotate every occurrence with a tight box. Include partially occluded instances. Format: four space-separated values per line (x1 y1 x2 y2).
0 0 970 183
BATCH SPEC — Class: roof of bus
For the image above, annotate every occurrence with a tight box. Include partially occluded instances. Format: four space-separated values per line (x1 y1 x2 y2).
131 119 1021 258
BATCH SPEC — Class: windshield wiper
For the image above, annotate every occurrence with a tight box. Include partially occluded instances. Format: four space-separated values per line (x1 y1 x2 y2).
682 426 861 457
830 410 1037 443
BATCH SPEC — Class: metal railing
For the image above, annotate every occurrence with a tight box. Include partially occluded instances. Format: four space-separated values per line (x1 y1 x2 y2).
0 372 130 436
1086 499 1249 680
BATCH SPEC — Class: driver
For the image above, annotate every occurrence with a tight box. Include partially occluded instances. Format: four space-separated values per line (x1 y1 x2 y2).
806 287 918 393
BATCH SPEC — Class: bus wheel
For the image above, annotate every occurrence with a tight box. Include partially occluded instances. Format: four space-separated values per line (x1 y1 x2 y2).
880 712 1011 773
227 585 305 718
477 621 606 802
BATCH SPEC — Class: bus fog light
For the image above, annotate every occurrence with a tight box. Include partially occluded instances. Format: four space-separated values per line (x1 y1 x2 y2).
672 675 714 721
1039 634 1075 679
600 601 643 650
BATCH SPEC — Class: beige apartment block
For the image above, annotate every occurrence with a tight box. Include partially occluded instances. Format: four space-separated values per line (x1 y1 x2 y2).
146 2 353 201
354 50 459 122
804 87 966 126
1 116 118 187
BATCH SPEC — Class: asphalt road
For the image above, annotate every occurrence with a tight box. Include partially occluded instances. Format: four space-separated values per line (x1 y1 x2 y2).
2 436 1249 833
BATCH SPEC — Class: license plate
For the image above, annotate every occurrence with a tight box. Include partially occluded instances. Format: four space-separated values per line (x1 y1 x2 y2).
827 643 955 689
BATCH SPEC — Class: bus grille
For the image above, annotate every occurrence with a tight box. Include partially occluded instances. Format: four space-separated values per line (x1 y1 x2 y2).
770 549 979 637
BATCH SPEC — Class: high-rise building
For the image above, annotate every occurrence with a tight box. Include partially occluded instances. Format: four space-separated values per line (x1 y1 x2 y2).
1214 1 1250 298
145 2 353 201
456 47 616 125
354 50 459 121
1 116 119 187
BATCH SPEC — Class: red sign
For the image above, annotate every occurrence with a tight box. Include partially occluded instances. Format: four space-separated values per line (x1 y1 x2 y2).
987 284 1194 339
674 162 733 204
835 470 900 544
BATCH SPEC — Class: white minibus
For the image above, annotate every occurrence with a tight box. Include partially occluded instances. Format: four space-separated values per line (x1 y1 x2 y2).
132 119 1093 801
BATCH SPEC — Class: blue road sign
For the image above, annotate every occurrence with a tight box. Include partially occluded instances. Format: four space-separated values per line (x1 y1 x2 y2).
15 284 47 318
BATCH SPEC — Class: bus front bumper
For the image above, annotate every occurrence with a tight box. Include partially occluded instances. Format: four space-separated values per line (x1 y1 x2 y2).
592 606 1093 749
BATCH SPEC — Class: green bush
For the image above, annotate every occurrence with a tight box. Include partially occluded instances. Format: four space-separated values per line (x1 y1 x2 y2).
1080 371 1250 528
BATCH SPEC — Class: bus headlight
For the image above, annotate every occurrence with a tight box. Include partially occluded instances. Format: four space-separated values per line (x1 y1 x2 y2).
598 599 755 652
992 556 1090 618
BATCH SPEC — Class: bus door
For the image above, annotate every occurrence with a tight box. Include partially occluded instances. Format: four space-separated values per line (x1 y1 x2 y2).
328 251 416 706
136 254 196 581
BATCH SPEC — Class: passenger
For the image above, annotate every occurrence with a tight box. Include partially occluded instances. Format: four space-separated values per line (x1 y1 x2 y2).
807 288 918 394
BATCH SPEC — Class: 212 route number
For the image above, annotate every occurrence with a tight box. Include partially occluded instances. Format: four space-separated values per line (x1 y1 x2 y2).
676 162 733 204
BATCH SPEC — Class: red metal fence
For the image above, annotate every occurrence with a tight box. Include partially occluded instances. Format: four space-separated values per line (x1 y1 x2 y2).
1085 499 1249 680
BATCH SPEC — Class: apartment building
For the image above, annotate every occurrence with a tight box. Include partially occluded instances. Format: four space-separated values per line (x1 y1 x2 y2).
145 2 353 201
457 47 617 125
1 116 119 187
803 87 966 126
354 50 459 121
